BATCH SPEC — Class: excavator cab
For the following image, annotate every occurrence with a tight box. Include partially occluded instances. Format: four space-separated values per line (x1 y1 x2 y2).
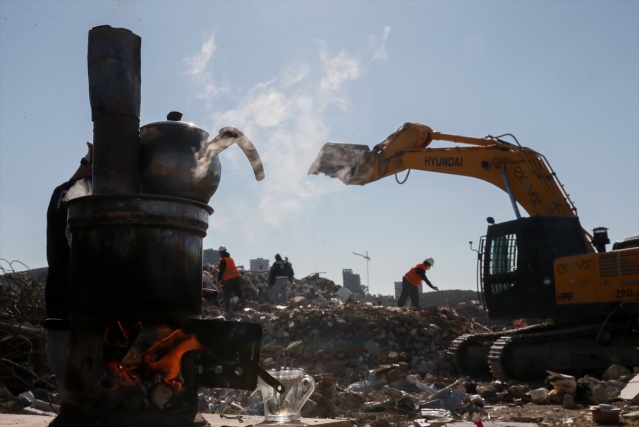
480 216 591 321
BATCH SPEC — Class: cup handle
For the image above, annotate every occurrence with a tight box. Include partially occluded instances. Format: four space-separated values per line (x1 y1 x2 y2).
294 375 316 412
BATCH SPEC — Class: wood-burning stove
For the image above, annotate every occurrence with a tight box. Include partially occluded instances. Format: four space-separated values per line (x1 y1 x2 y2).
49 25 269 427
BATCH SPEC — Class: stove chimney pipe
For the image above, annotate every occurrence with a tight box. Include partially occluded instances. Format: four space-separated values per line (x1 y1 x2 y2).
87 25 141 194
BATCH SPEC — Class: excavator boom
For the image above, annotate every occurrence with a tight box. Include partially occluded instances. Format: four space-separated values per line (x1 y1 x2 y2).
309 122 578 218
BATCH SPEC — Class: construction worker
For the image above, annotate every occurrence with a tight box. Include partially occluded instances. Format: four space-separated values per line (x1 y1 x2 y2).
269 253 295 304
397 257 439 309
202 264 220 307
217 246 247 313
44 141 93 395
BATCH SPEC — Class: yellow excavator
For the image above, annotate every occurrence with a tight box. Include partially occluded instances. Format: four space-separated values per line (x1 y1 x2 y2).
309 122 639 381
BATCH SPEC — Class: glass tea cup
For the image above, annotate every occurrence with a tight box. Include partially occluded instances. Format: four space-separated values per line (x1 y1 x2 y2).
258 368 316 422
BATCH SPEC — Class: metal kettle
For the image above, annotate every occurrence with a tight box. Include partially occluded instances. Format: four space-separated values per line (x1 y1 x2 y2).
139 111 264 203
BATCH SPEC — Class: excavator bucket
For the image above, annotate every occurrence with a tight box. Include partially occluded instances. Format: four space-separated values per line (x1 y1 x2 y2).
308 123 435 185
307 142 375 185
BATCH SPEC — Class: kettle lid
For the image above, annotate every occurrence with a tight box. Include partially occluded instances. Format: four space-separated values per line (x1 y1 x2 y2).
167 111 183 121
141 111 206 135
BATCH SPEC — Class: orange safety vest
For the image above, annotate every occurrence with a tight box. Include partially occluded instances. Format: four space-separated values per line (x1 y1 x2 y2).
222 256 240 281
403 263 427 287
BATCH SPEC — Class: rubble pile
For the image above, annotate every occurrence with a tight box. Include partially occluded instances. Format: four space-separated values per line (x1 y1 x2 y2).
197 272 639 425
197 270 483 421
0 263 48 397
210 270 478 382
3 268 639 426
237 270 347 305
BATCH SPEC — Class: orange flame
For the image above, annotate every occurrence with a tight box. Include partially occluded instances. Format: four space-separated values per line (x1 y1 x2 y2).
103 322 202 393
142 329 203 390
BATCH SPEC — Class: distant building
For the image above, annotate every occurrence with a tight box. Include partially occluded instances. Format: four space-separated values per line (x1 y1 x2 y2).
394 281 402 298
342 268 364 295
250 258 270 271
203 248 221 267
394 280 423 298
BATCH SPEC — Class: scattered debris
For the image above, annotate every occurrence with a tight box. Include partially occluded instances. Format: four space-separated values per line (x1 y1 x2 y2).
590 404 621 423
2 267 639 427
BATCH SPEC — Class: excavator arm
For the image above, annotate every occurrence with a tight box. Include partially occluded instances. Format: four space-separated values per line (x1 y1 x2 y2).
308 122 578 218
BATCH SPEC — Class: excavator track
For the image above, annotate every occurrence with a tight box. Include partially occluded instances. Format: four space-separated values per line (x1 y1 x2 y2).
446 324 552 379
448 322 639 381
446 331 504 379
487 323 639 382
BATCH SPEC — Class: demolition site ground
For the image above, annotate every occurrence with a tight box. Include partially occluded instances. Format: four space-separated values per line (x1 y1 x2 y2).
1 266 639 426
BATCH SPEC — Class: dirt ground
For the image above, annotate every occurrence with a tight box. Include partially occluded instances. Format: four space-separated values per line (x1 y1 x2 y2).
485 402 632 426
352 401 639 427
2 385 639 427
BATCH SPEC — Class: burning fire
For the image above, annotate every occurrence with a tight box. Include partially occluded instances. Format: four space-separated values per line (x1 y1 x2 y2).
103 359 143 388
102 321 203 406
142 328 203 388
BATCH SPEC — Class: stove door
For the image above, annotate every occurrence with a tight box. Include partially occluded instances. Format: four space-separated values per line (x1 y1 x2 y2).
184 318 263 390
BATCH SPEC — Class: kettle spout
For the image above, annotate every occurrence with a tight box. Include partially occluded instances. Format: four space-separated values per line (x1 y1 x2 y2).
201 127 265 181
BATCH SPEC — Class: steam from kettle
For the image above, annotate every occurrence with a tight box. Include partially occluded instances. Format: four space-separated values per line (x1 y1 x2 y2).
194 127 265 182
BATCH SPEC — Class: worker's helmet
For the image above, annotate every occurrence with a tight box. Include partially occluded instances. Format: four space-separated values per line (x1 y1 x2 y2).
424 257 435 267
218 245 227 252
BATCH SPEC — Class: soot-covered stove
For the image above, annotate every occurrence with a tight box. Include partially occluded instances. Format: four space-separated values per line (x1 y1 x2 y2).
49 25 270 427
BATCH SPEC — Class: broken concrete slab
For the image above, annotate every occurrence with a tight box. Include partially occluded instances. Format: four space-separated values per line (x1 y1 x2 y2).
336 286 353 302
620 374 639 403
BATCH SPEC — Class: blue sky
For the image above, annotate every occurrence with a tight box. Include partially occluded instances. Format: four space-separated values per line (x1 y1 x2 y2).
1 1 637 296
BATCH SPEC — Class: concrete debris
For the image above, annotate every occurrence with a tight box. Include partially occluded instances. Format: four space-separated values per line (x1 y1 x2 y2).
602 364 632 381
562 393 577 409
528 388 548 403
590 404 621 423
194 271 639 425
547 371 577 396
336 287 354 303
3 269 639 427
623 410 639 419
620 374 639 403
418 408 453 420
